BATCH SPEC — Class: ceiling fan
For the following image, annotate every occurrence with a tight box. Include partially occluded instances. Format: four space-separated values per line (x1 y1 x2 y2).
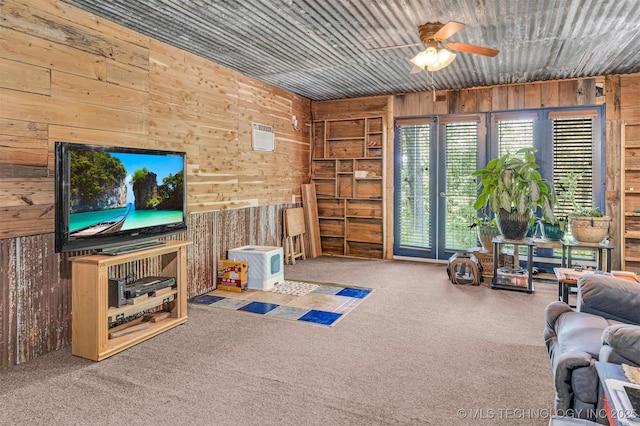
375 21 500 73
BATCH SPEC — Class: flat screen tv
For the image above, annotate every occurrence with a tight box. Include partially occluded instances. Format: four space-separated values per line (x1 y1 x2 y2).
54 142 187 254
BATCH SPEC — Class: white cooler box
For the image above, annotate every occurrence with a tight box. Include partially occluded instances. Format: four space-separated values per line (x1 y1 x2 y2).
228 245 284 291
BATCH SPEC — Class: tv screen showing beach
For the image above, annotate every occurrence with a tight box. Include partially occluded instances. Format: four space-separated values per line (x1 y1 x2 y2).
68 149 184 236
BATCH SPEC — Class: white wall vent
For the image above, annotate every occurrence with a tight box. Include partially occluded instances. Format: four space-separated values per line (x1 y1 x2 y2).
252 122 275 152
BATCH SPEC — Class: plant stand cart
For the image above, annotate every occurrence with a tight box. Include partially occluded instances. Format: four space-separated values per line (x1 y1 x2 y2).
491 236 535 293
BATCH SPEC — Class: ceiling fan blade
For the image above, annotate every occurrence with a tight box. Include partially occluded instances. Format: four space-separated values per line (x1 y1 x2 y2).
445 42 500 57
434 21 464 40
367 42 421 52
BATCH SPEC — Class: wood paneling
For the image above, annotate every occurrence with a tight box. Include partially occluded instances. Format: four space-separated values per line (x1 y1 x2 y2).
0 0 311 239
0 0 310 366
0 203 291 367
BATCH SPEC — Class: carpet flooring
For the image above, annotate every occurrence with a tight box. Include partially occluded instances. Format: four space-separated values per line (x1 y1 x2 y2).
0 256 558 425
191 281 374 326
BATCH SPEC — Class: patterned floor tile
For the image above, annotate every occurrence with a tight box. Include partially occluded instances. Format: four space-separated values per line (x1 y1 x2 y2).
211 298 252 310
312 285 344 295
298 310 343 326
265 305 310 320
189 283 373 327
191 294 225 305
336 288 372 299
238 301 279 315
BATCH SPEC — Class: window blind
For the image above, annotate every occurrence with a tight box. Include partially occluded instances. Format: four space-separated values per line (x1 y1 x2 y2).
445 121 479 249
497 119 534 156
398 123 431 247
552 116 595 217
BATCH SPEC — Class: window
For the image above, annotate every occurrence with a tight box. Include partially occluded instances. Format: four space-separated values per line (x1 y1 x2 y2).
497 118 534 156
444 120 479 249
396 119 431 248
490 108 604 218
550 110 600 218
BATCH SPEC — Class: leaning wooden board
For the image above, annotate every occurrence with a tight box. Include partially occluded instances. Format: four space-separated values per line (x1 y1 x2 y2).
301 183 321 258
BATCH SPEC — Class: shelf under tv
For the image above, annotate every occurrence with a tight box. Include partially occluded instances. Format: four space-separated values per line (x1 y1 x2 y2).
97 240 168 256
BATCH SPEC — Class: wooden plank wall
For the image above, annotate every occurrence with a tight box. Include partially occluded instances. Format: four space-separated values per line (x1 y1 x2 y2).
312 76 640 266
0 204 294 367
312 96 394 257
0 0 310 366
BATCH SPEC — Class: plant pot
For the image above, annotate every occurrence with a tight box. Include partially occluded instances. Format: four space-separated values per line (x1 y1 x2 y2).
540 221 566 241
477 225 500 252
496 209 532 240
570 215 611 244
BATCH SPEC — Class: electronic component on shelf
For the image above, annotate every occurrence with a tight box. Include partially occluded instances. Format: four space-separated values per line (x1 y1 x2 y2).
124 276 176 299
108 277 127 308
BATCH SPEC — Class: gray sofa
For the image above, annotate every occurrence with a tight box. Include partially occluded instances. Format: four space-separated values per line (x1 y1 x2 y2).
544 273 640 423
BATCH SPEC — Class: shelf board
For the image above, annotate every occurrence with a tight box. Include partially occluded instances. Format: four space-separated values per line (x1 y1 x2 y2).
346 215 382 219
107 291 177 323
327 137 365 141
318 216 345 220
625 231 640 239
102 317 187 361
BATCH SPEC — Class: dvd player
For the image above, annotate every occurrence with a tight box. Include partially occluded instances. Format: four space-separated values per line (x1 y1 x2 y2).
125 276 176 299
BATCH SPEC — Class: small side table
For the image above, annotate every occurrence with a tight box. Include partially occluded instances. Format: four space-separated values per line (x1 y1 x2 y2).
553 268 598 306
562 239 612 272
491 236 535 293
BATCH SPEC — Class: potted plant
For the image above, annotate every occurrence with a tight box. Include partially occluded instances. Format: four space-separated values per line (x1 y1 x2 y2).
473 147 555 240
538 183 567 241
469 211 500 252
558 171 610 244
539 215 567 241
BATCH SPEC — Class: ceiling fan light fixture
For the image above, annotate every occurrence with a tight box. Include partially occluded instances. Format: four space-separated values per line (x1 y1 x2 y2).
427 49 456 71
410 46 439 68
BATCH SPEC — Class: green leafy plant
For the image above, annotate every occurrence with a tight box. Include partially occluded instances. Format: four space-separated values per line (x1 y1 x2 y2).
472 147 556 221
557 171 603 217
469 210 497 228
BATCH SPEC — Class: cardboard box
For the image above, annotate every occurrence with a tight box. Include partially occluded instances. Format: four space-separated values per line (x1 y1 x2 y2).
217 260 248 292
470 250 516 283
471 250 494 277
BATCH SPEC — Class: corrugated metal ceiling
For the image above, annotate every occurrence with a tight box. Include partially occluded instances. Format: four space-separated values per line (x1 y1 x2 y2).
63 0 640 101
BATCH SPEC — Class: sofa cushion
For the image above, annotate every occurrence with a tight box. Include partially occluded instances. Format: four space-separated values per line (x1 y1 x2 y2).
602 324 640 364
555 311 617 358
578 275 640 325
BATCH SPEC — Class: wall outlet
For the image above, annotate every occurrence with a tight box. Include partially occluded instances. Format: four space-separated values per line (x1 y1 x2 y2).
291 194 296 203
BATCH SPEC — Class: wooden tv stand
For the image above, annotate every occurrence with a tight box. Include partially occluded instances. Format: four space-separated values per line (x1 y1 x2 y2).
69 240 191 361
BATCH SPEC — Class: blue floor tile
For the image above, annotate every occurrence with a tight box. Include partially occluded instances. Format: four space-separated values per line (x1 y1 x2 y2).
298 310 342 326
336 288 371 299
238 301 279 315
191 294 225 305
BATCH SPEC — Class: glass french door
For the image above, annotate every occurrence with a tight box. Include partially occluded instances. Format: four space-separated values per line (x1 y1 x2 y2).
394 117 482 260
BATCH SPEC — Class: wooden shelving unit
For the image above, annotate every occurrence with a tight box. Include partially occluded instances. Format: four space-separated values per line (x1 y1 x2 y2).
622 122 640 272
69 240 191 361
311 117 384 259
